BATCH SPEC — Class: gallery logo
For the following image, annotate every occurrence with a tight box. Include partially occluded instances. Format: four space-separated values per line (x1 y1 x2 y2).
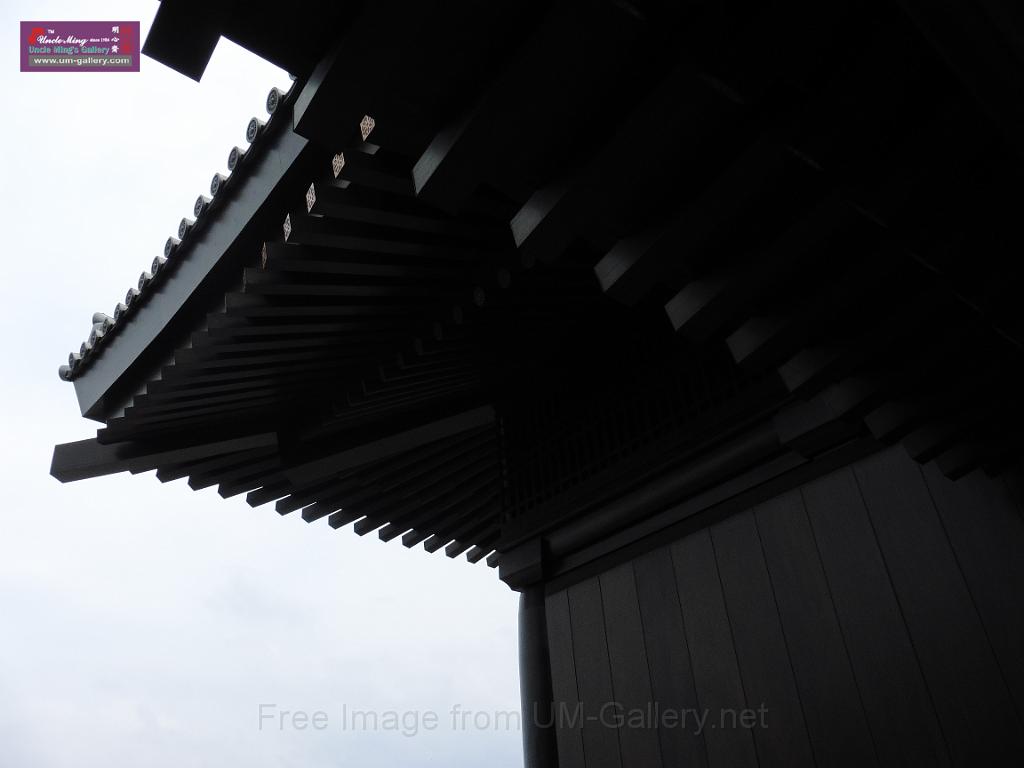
20 21 140 72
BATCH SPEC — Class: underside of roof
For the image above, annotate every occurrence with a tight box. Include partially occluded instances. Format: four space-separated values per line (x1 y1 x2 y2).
53 0 1024 575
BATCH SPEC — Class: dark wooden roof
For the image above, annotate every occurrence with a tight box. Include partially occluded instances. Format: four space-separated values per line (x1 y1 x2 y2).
60 83 299 389
53 0 1024 573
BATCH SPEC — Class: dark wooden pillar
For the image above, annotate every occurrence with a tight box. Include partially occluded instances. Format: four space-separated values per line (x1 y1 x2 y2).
519 584 558 768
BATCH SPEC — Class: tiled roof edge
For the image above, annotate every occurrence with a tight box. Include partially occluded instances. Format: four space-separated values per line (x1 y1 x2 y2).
59 77 298 381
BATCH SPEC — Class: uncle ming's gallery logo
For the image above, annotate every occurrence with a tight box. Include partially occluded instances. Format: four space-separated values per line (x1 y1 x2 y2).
21 21 140 72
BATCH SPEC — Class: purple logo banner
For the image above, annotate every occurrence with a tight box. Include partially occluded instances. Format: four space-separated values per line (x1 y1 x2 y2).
21 21 140 72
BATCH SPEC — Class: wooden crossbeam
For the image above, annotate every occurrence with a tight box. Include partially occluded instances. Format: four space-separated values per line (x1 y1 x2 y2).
594 141 820 306
51 432 277 483
285 406 494 485
413 0 645 212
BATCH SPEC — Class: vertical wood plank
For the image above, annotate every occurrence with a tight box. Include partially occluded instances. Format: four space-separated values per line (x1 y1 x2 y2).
854 447 1020 763
634 549 709 768
803 467 950 766
568 577 622 768
710 510 814 768
600 563 663 768
546 588 586 768
922 463 1024 723
755 489 878 767
671 529 759 768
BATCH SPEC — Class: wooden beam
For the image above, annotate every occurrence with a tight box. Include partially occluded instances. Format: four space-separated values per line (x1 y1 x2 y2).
291 0 534 154
594 141 819 306
895 0 1024 162
141 0 225 81
285 406 495 485
51 433 276 483
413 0 645 212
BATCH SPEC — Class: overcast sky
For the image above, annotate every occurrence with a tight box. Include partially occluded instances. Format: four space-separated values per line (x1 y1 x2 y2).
0 3 521 766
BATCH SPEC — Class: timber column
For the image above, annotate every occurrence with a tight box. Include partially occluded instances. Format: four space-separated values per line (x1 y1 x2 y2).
519 584 558 768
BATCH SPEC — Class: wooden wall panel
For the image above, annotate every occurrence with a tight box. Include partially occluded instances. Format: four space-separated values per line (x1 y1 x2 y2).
854 450 1021 764
544 446 1024 768
546 589 586 768
710 511 815 768
567 579 621 768
802 467 950 766
671 529 759 768
922 465 1024 723
754 490 878 767
599 564 662 768
633 549 709 768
